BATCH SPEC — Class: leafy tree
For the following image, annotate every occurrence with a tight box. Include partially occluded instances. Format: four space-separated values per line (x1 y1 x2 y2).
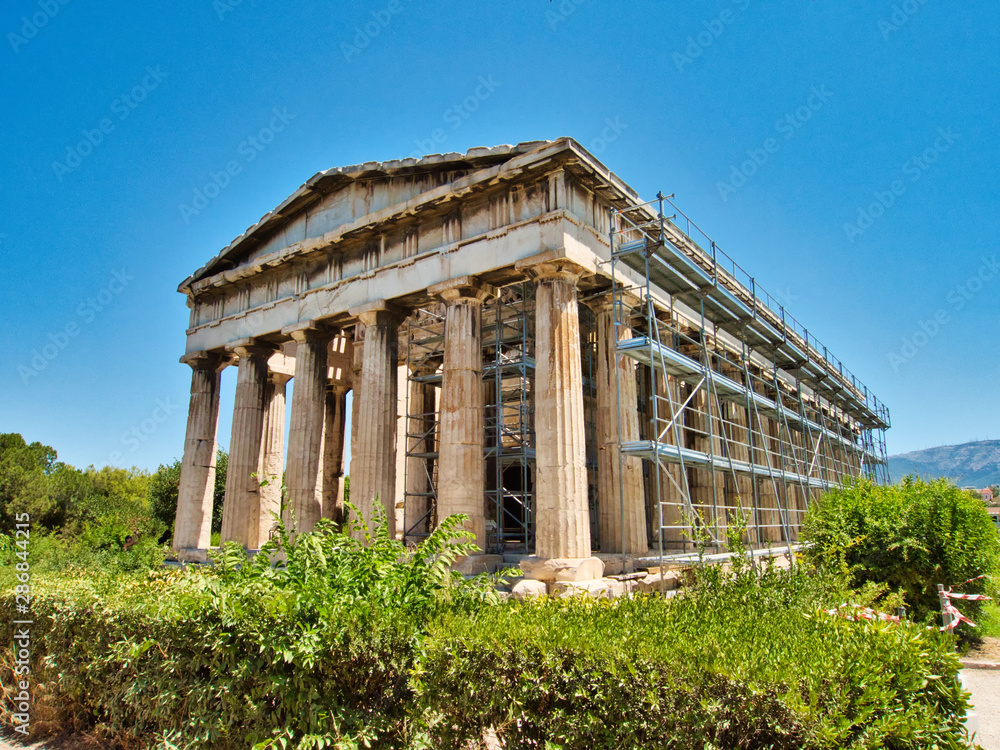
148 449 228 542
802 477 1000 621
148 459 181 532
0 433 60 527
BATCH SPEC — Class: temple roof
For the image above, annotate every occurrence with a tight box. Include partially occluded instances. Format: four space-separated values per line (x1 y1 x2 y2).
179 138 638 293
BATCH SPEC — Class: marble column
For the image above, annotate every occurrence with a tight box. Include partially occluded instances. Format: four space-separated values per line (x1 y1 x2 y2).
680 342 725 538
348 302 401 539
589 293 646 554
284 324 334 534
523 259 591 559
322 383 349 526
257 371 290 546
174 352 227 551
652 368 688 550
394 363 409 537
753 375 783 543
349 323 365 509
221 341 276 548
721 363 755 543
430 276 493 551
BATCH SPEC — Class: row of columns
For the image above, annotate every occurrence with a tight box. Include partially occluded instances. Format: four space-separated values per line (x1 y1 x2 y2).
175 267 862 560
175 260 646 561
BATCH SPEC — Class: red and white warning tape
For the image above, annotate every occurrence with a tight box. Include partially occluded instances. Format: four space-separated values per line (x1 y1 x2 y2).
941 603 978 631
946 592 992 601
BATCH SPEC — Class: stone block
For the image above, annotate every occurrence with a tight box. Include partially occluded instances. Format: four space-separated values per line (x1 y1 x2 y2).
596 554 637 576
173 548 210 564
604 578 630 597
636 570 681 594
451 554 504 576
520 556 605 582
551 579 613 599
511 579 548 600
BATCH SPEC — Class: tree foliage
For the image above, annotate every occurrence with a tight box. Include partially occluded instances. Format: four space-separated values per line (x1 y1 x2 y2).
148 450 228 537
802 476 1000 621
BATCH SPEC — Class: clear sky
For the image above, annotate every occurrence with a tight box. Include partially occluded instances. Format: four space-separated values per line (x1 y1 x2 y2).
2 0 997 473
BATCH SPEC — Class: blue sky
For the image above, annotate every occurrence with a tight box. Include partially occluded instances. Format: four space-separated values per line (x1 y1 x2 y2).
2 0 997 473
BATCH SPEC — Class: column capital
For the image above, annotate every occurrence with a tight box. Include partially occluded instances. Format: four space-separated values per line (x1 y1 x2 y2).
327 381 350 396
349 300 405 327
227 338 280 359
281 320 338 344
180 350 230 371
583 289 641 315
268 371 293 387
515 251 591 285
428 276 494 305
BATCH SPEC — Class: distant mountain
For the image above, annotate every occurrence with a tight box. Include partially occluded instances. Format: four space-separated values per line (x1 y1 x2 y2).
888 440 1000 487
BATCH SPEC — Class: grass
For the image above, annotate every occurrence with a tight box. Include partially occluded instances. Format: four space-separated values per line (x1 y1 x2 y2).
978 600 1000 638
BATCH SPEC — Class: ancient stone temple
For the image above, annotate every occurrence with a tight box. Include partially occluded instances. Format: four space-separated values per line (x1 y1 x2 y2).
172 138 890 575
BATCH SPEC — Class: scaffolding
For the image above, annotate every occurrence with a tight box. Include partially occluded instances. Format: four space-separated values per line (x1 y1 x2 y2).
482 282 536 553
401 306 445 543
609 193 891 561
402 283 541 552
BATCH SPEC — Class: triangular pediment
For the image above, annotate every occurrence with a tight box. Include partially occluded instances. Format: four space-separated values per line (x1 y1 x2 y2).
179 138 640 293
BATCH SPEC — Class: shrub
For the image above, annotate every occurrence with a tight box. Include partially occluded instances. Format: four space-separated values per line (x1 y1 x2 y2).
416 567 969 749
0 509 976 749
1 508 484 749
802 477 1000 623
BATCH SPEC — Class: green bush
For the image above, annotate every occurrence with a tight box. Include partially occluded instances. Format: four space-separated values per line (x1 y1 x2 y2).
802 477 1000 623
417 567 969 749
0 510 976 749
1 508 485 749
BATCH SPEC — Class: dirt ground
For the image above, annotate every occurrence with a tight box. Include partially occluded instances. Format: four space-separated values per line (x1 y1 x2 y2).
969 635 1000 664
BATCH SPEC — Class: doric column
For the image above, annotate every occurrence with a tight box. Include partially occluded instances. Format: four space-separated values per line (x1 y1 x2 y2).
588 293 646 554
173 351 227 552
430 276 493 551
522 258 591 559
395 363 409 536
349 323 365 500
752 374 784 542
652 367 689 550
322 383 349 525
221 341 276 548
256 371 290 547
283 323 335 534
680 340 727 539
348 301 402 539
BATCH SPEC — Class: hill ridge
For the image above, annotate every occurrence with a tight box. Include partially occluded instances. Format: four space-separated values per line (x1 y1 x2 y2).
888 439 1000 487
